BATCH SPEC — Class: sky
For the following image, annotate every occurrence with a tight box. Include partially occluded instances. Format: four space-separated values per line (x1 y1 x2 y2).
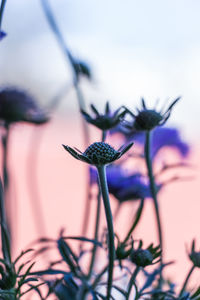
1 0 200 141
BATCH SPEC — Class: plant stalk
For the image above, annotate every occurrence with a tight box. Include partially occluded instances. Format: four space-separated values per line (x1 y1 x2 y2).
126 266 140 300
97 165 115 299
123 198 144 245
0 177 11 264
144 130 163 284
87 189 101 279
179 265 195 297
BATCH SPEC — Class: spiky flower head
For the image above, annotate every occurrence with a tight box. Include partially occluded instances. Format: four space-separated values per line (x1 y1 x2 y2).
189 240 200 268
115 236 133 261
130 240 161 267
62 141 133 166
0 87 49 125
124 97 180 131
81 102 126 131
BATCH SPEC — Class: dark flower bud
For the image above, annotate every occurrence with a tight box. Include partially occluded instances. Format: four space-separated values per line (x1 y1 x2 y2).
116 243 132 260
124 97 181 131
72 60 92 80
134 110 163 131
81 102 126 131
0 87 49 125
129 241 161 267
189 240 200 268
130 249 154 267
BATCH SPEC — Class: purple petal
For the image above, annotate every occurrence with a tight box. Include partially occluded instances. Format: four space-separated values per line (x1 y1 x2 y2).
0 31 6 41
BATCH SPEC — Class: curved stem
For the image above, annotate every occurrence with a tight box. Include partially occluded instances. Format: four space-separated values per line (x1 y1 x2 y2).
2 124 12 251
179 265 195 297
87 189 101 278
0 177 11 264
126 266 140 300
123 198 144 245
92 264 109 289
80 174 92 247
97 165 115 299
144 130 163 285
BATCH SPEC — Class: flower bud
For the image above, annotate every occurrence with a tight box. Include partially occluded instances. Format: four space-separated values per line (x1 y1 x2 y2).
134 110 163 131
130 249 154 267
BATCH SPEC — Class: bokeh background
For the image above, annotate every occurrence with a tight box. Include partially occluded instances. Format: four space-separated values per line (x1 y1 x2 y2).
0 0 200 293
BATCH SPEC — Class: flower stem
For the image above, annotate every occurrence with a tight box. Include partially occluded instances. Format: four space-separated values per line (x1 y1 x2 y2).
179 265 195 297
97 165 115 299
144 130 163 284
2 123 12 251
0 177 11 264
87 189 101 278
123 198 144 244
126 266 140 300
102 130 107 142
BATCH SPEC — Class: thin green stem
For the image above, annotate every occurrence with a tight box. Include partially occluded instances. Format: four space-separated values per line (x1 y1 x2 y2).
123 198 144 245
2 124 12 253
2 123 9 189
0 0 6 30
179 265 195 297
0 177 11 264
87 189 101 278
144 130 163 284
97 165 115 299
92 264 109 289
102 130 107 142
126 266 140 300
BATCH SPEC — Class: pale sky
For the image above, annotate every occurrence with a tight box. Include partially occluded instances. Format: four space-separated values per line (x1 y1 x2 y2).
0 0 200 140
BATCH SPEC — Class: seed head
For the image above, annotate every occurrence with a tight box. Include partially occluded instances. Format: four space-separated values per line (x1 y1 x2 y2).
84 142 118 165
62 141 133 166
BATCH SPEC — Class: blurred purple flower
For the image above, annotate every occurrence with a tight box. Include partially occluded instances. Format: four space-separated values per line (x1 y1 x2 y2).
110 125 189 159
0 31 6 41
90 165 156 203
0 87 49 125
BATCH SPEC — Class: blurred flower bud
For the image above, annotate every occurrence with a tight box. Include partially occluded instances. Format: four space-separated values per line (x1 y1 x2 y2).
189 240 200 268
0 87 49 125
